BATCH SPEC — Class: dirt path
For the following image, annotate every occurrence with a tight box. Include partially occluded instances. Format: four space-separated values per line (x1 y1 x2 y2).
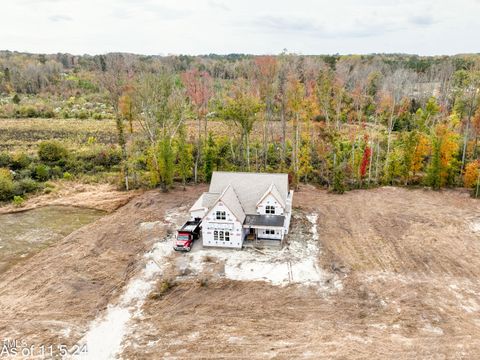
0 184 206 356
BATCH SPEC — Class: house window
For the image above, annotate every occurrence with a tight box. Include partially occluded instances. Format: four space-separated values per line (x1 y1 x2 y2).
219 231 224 241
266 205 275 214
225 231 230 241
265 229 276 235
215 211 226 220
214 231 218 241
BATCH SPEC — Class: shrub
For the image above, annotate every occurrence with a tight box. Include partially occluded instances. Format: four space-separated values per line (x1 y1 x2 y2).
12 195 24 207
13 177 39 195
38 141 69 164
12 94 21 105
0 152 11 167
14 168 32 180
63 171 73 180
50 166 63 179
11 152 32 170
77 109 89 119
149 279 176 300
93 147 122 168
33 164 50 181
0 168 14 201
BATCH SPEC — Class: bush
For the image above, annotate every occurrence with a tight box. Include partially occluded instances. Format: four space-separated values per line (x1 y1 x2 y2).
38 141 69 164
13 177 39 195
50 166 63 179
0 152 11 167
33 164 50 181
0 168 14 201
93 147 122 168
12 94 21 105
12 195 24 207
11 152 32 170
63 172 73 180
14 168 32 180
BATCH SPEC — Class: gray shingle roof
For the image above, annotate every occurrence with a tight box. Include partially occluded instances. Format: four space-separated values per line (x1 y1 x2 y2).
244 214 285 227
190 192 220 211
216 184 245 223
209 171 289 215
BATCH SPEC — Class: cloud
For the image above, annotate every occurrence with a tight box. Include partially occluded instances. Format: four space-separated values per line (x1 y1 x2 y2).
48 14 73 22
252 15 402 39
408 15 435 26
111 2 191 20
208 1 230 11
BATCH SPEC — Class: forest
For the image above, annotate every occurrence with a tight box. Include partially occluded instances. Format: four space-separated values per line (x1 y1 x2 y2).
0 50 479 202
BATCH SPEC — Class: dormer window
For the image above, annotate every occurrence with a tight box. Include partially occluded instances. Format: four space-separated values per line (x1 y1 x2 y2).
215 211 226 220
265 205 275 214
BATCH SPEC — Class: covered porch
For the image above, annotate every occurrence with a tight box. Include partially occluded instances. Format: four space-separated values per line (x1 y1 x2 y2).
243 214 285 247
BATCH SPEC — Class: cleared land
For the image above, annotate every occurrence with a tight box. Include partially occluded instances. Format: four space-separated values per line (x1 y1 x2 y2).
0 185 479 359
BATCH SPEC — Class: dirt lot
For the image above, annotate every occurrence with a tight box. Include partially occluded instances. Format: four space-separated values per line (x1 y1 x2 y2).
0 185 479 359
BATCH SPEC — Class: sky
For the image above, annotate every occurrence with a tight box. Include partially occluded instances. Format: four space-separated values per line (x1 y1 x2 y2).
2 0 480 56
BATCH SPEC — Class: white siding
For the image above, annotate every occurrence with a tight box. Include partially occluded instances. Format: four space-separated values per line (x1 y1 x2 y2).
257 228 283 240
256 194 284 215
202 201 243 248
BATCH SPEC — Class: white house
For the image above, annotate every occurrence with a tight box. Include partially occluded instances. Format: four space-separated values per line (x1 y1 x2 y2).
189 171 294 249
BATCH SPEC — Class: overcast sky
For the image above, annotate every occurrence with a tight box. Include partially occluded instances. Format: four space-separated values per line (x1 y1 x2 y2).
2 0 480 56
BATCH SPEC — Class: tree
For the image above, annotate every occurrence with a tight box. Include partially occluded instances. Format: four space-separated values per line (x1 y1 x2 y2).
219 84 262 170
98 54 134 190
181 69 213 182
176 124 193 190
287 76 305 183
426 136 442 190
158 137 175 191
254 56 278 170
203 132 216 182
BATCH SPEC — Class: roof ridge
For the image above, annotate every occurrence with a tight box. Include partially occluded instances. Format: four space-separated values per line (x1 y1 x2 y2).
213 171 288 176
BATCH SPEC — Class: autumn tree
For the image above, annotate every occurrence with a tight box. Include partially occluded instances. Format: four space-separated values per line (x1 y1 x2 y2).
98 53 134 190
219 83 262 170
181 69 213 182
254 56 277 170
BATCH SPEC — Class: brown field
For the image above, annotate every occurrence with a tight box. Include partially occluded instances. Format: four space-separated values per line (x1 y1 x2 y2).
0 117 371 153
0 185 478 359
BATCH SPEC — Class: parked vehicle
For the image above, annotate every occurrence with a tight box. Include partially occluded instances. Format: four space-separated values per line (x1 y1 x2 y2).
174 219 202 252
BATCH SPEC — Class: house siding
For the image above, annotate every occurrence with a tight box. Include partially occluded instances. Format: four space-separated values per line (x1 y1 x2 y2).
202 201 243 248
256 194 284 216
257 228 283 240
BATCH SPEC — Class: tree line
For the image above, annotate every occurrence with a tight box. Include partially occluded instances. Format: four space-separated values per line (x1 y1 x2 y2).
1 51 479 196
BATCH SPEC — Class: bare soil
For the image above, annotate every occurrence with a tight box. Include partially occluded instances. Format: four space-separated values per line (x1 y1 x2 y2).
0 185 479 359
0 181 140 214
122 185 480 359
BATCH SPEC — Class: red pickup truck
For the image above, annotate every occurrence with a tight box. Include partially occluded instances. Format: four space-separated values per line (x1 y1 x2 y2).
173 219 202 252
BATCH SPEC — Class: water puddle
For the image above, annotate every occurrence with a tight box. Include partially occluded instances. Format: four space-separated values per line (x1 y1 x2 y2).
0 206 104 272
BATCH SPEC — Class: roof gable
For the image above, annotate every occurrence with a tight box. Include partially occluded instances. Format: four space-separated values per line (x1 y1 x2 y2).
209 172 289 214
206 184 246 223
256 183 286 209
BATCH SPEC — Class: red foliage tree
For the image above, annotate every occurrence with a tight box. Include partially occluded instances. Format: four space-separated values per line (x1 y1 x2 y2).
360 146 372 178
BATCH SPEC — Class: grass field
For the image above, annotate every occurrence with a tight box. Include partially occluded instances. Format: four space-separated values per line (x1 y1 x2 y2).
0 118 119 153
